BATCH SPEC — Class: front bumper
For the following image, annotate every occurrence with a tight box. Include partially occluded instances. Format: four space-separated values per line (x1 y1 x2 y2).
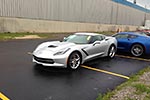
32 55 68 68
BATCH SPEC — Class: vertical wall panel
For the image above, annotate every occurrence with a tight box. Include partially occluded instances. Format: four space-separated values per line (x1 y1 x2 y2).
0 0 2 16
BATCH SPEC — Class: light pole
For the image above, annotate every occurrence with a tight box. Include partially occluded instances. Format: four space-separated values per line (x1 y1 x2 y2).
144 5 147 24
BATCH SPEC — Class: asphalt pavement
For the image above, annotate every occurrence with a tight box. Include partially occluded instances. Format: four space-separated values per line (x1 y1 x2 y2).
0 39 150 100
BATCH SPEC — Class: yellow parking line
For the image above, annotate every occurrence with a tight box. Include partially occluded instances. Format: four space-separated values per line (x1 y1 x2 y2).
0 92 10 100
115 54 150 62
81 65 130 79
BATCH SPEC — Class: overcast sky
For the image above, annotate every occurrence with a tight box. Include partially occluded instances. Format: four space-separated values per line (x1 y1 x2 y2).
127 0 150 9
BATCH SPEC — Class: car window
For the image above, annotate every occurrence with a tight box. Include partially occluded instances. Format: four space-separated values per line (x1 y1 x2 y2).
89 36 104 44
135 32 147 36
64 34 91 44
113 34 128 39
99 36 105 40
128 35 137 38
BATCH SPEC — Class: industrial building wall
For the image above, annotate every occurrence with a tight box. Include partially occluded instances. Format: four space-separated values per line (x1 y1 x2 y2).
0 0 150 26
0 0 150 32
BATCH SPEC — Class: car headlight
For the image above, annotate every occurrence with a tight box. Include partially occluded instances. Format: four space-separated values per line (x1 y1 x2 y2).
53 48 70 56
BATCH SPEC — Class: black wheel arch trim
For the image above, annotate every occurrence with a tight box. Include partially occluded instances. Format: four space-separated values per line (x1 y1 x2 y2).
70 50 83 63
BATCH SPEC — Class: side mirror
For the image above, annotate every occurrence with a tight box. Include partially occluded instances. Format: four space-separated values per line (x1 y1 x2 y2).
63 37 67 41
105 38 109 41
93 41 101 46
105 37 109 41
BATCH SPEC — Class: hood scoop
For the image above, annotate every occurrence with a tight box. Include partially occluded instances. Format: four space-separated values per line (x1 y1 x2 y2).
48 45 57 48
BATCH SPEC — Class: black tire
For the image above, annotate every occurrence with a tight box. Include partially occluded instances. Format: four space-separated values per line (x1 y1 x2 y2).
67 52 81 70
131 44 144 57
107 45 116 59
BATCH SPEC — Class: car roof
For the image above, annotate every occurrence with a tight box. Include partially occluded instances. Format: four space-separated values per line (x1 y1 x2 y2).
118 32 147 37
75 32 103 36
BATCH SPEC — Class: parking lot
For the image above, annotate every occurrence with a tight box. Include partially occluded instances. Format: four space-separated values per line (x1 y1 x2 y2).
0 39 150 100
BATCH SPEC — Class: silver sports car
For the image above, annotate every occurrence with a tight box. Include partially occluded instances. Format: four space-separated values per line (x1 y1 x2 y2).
32 32 117 70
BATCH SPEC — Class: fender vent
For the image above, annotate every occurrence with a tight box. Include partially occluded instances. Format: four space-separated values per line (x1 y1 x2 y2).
48 45 57 48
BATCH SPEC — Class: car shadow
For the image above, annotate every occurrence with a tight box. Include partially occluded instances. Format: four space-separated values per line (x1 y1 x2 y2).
83 57 114 68
33 64 85 77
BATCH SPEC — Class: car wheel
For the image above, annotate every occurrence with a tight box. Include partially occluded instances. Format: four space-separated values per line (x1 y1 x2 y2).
131 44 144 57
107 45 116 59
67 52 81 70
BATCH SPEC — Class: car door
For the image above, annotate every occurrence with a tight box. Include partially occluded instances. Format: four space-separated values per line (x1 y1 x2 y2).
116 34 135 51
83 36 108 57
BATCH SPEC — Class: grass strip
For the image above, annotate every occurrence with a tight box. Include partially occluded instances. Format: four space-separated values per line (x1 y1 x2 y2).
97 67 150 100
0 32 115 41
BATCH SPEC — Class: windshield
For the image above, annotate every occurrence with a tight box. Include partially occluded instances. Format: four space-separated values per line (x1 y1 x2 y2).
135 32 148 36
63 34 91 44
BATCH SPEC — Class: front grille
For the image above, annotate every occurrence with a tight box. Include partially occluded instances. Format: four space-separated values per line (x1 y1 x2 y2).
33 56 54 64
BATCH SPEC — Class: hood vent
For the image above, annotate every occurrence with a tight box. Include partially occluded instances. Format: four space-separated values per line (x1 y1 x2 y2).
48 45 57 48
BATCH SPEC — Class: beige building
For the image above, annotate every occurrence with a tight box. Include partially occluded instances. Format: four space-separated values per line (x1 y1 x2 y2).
0 0 150 33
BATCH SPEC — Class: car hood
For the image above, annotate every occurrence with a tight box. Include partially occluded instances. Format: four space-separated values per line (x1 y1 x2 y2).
34 41 76 56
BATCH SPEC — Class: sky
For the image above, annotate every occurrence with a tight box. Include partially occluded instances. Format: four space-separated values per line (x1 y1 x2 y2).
127 0 150 9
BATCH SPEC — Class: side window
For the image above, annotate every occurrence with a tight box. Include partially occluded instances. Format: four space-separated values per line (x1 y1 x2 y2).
89 36 99 44
128 35 137 38
89 36 98 43
89 36 105 44
114 34 128 39
99 36 105 40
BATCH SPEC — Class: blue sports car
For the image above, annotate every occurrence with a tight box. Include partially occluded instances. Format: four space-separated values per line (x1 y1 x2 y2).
113 32 150 57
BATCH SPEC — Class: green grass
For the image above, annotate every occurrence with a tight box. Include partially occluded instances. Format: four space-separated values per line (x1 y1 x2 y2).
96 94 103 100
0 33 26 40
0 31 115 41
97 67 150 100
0 32 72 40
0 33 40 40
133 84 150 94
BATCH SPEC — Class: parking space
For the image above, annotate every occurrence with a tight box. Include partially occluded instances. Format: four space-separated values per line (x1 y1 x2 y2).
0 39 150 100
116 54 150 62
81 65 130 79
